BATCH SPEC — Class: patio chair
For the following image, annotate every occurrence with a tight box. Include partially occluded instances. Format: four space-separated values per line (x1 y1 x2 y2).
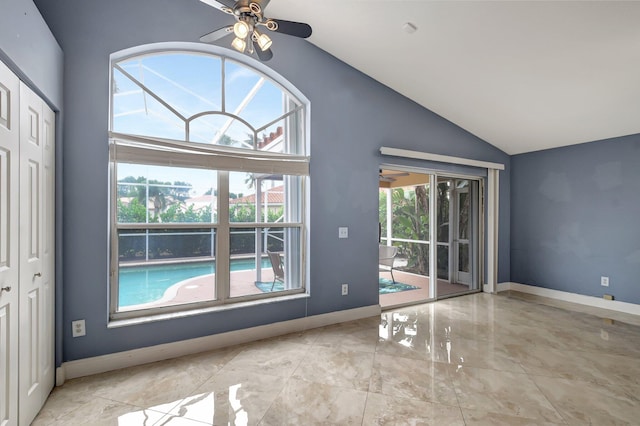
379 245 398 283
267 251 285 291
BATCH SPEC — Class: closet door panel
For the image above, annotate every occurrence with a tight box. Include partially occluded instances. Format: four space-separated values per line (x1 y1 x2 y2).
41 105 55 392
19 82 49 426
0 59 20 426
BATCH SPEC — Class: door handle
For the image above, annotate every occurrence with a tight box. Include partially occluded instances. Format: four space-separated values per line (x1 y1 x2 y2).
34 272 42 278
1 286 11 293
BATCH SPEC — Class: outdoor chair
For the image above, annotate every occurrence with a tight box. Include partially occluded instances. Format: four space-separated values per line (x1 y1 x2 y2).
267 251 285 291
379 245 398 283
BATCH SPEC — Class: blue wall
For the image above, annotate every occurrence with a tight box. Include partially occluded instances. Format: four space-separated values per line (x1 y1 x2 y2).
511 135 640 304
34 0 510 362
0 0 63 109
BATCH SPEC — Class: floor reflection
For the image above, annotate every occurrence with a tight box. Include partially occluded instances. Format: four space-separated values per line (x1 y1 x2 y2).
35 292 640 425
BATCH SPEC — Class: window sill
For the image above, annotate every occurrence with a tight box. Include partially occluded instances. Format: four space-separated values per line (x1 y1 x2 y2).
108 292 310 329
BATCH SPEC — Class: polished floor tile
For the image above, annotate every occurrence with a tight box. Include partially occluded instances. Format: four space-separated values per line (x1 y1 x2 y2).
166 369 287 425
449 365 565 423
362 392 465 426
34 291 640 425
292 345 374 391
532 375 640 425
370 353 459 405
259 378 367 425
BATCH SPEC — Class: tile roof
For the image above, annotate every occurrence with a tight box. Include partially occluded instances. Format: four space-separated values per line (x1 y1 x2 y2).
230 185 284 205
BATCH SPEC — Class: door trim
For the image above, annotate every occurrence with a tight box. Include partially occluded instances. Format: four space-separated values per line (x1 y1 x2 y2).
380 147 502 295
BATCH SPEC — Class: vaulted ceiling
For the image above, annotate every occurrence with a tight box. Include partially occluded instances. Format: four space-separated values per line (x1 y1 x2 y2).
266 1 640 155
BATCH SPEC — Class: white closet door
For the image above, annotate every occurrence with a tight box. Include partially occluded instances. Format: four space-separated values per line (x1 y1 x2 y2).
19 82 54 426
0 58 20 426
41 93 55 400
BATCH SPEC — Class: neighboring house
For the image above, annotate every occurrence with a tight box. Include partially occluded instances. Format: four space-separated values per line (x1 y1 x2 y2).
257 126 284 151
229 185 284 214
184 194 217 213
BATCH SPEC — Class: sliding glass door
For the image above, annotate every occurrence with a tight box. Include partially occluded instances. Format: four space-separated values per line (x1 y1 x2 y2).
379 169 482 307
437 178 481 297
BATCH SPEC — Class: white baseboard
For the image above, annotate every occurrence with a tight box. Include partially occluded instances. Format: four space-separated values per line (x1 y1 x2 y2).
56 304 381 384
483 282 511 293
500 282 640 316
495 282 511 292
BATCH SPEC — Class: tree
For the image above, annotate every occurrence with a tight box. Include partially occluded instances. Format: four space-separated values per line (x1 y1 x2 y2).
118 175 194 220
117 198 147 223
159 204 212 223
379 190 387 242
117 176 145 197
169 181 192 202
381 186 430 275
414 185 429 273
244 172 256 190
218 134 239 146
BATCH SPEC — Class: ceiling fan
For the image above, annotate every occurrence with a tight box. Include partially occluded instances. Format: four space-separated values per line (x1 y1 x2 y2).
379 170 410 182
199 0 312 61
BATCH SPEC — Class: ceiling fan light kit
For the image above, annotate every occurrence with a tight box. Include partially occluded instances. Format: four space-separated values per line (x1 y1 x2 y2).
233 20 250 38
255 31 272 51
199 0 312 61
231 36 247 52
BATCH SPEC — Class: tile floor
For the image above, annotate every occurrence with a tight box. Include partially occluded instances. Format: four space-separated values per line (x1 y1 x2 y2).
34 291 640 425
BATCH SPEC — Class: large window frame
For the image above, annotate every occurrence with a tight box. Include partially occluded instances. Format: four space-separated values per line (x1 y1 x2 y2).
108 44 310 321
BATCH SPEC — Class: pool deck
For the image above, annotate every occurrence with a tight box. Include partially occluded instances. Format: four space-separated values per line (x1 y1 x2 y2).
124 265 473 311
379 269 473 309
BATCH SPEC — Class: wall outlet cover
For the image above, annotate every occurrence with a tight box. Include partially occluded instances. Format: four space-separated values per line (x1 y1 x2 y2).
338 227 349 239
72 319 86 337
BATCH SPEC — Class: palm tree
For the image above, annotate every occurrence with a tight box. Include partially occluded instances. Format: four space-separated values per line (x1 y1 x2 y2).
244 172 256 190
134 179 168 220
414 185 429 274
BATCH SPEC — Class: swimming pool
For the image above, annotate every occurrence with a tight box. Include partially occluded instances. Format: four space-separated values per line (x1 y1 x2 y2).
118 258 271 307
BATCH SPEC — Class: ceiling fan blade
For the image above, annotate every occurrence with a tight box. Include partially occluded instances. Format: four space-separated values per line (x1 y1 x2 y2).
200 25 234 43
268 19 312 38
253 40 273 61
199 0 236 12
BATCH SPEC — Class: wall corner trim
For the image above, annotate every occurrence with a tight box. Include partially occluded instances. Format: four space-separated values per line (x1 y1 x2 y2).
57 304 381 384
55 367 66 387
497 282 640 316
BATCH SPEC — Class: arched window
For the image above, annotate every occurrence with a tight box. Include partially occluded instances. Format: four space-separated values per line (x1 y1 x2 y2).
108 44 309 319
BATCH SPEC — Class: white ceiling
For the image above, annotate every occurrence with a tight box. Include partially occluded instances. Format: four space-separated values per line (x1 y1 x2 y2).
264 0 640 155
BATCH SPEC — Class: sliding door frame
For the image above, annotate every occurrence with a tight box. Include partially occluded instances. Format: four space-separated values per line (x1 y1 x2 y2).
380 160 501 300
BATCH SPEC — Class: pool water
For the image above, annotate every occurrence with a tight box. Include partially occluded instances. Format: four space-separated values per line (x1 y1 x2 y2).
119 258 271 307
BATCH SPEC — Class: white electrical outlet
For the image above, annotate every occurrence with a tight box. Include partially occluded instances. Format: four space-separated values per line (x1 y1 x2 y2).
72 319 86 337
341 283 349 295
338 227 349 239
601 276 609 287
